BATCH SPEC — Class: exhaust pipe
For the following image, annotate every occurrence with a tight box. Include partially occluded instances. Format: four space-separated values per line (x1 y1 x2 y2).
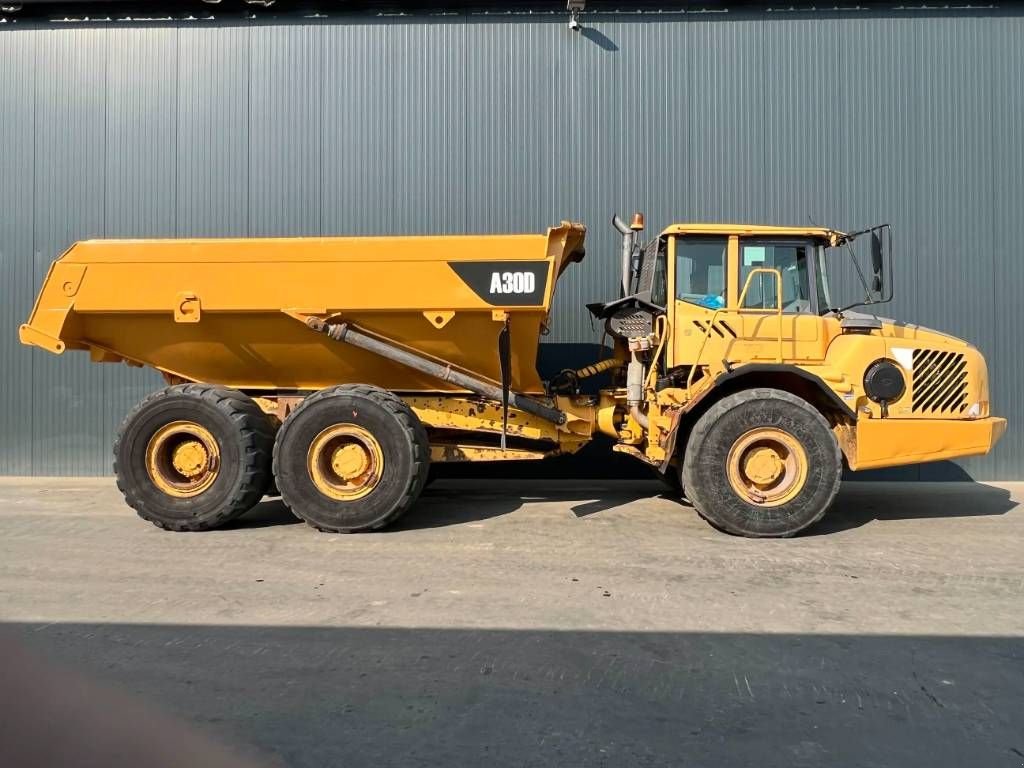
613 212 646 297
612 214 634 297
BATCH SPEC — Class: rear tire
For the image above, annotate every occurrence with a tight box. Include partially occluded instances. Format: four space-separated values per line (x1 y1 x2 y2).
272 385 429 533
114 385 275 531
682 387 841 537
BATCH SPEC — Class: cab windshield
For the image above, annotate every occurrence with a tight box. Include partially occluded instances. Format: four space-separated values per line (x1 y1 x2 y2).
815 245 832 312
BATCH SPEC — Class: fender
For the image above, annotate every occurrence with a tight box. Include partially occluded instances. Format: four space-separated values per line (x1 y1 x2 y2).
710 364 857 421
659 363 857 472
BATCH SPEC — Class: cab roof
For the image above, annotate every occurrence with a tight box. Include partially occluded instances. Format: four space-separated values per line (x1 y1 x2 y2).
660 223 846 243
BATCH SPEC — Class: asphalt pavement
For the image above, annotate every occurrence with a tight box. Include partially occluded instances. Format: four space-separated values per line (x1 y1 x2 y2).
0 478 1021 767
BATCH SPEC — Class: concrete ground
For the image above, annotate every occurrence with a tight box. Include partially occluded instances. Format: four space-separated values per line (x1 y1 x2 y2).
0 478 1022 767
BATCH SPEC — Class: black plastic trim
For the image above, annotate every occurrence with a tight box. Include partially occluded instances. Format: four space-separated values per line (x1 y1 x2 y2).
713 364 857 421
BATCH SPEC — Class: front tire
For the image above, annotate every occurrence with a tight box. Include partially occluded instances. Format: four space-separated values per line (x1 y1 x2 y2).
682 388 841 537
649 463 683 495
113 385 275 531
272 385 429 533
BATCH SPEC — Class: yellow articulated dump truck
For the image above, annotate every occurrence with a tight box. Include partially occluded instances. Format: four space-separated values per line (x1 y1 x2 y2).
20 216 1005 537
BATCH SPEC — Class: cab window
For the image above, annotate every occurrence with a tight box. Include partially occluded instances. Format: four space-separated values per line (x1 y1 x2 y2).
650 241 668 307
739 241 814 314
676 237 727 309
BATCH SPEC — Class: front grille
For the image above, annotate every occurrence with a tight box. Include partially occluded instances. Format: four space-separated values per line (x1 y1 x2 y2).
912 349 967 414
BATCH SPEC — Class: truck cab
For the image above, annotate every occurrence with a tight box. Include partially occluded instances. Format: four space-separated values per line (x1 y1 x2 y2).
593 218 1006 536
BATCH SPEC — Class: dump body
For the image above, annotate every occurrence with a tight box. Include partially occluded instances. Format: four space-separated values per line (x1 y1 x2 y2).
20 223 586 394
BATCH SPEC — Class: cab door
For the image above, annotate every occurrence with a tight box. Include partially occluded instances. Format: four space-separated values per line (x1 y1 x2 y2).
670 235 827 371
735 239 823 362
670 235 737 368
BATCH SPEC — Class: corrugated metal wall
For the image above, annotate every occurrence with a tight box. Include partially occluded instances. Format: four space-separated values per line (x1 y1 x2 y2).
1 9 1021 478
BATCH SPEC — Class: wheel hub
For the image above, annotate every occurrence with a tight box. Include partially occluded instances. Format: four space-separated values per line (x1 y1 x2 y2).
742 446 785 485
331 442 372 481
726 427 808 507
307 424 384 501
172 439 210 479
145 421 220 498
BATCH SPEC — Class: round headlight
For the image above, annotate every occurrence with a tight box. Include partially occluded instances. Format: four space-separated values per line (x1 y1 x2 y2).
863 359 906 403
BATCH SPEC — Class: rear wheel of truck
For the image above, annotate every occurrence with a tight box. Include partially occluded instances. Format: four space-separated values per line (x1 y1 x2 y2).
272 385 430 533
682 387 841 537
113 384 275 531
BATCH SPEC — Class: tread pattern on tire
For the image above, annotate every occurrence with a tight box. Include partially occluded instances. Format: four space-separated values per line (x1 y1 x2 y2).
272 384 430 533
113 384 275 532
681 387 842 537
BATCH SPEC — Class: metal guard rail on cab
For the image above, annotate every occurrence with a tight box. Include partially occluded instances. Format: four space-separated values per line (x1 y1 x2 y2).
306 317 568 426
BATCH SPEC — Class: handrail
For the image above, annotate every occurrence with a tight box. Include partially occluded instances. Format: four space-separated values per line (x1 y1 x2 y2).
685 267 785 390
735 267 784 364
645 314 671 395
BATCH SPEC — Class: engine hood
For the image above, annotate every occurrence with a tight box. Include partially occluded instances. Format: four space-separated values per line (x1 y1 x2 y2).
878 319 972 350
839 311 971 350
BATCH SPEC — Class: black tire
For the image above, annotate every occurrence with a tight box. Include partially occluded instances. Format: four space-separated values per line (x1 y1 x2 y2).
649 463 683 495
272 385 430 533
114 384 275 532
682 387 841 537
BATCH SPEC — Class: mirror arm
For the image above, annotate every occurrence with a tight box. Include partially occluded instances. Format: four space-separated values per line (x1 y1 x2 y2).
884 224 895 303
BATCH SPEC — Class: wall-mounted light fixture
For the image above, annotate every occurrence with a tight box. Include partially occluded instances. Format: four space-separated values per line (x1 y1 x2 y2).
567 0 585 32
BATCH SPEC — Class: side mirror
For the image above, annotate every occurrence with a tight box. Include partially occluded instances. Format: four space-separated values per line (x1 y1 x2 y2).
870 231 884 296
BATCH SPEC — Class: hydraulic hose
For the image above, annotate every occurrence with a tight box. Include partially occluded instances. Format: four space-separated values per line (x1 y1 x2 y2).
572 358 623 379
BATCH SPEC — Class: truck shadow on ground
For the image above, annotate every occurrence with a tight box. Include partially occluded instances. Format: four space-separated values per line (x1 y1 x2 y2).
806 482 1018 535
230 481 1018 537
228 483 658 531
398 482 659 529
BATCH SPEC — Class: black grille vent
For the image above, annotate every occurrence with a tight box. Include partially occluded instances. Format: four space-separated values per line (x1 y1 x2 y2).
635 238 660 294
911 349 967 414
692 319 738 338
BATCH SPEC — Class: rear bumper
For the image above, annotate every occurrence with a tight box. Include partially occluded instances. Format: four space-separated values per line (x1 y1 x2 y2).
848 416 1007 471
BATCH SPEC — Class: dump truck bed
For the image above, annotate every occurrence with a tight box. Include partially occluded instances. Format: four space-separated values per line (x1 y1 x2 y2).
20 223 586 394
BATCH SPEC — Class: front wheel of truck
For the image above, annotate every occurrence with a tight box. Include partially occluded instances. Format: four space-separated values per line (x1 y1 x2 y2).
682 387 842 537
273 385 430 533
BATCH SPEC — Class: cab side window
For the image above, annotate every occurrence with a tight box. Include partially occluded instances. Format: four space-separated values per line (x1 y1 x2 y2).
676 237 727 309
740 241 813 314
650 241 668 307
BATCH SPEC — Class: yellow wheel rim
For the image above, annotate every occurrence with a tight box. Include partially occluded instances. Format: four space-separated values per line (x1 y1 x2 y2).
307 424 384 501
145 420 220 498
726 427 808 507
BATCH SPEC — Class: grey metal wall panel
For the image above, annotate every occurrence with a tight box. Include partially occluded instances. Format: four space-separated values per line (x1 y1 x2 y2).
105 28 178 239
177 26 250 237
30 28 111 476
248 25 324 236
0 29 35 475
320 22 398 235
989 16 1024 481
0 9 1021 478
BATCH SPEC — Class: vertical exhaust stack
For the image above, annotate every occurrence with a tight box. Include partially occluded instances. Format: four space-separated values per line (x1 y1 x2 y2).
612 214 634 297
612 212 646 297
611 212 650 428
